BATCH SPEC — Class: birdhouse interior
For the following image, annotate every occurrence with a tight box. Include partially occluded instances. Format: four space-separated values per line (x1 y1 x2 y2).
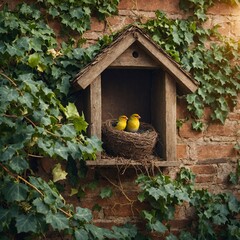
101 68 154 123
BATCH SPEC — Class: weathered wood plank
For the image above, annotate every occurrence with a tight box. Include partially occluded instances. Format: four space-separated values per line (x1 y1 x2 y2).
151 71 176 161
89 75 101 140
86 158 180 167
76 34 136 89
164 73 177 161
110 43 159 68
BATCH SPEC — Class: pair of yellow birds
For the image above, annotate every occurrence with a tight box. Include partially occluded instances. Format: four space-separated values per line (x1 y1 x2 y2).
114 113 141 132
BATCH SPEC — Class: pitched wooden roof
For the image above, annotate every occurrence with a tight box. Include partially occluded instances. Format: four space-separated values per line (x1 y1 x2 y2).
73 25 197 93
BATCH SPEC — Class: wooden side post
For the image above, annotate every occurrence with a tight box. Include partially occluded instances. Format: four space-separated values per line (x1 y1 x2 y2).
89 75 102 140
164 72 176 161
152 71 176 161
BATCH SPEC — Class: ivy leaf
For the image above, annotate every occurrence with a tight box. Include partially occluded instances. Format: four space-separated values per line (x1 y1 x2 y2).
229 172 238 185
228 195 240 213
48 6 59 17
0 86 19 102
149 220 168 233
58 75 71 95
138 192 145 202
142 210 154 223
52 163 68 182
30 37 43 51
192 121 204 131
213 214 228 225
73 115 88 133
74 228 89 240
73 207 92 222
166 234 178 240
172 25 181 45
46 212 69 231
9 156 29 174
212 107 227 124
54 142 69 160
164 184 175 196
28 53 41 68
73 48 84 60
195 8 207 21
16 37 30 51
0 207 16 227
184 31 194 45
18 92 34 109
66 141 82 159
1 145 16 162
3 181 28 202
100 187 112 199
110 224 137 239
60 125 76 138
63 102 80 119
175 189 190 202
32 198 49 215
15 214 38 233
6 43 23 56
18 73 39 94
192 52 204 69
85 224 109 239
148 187 163 201
37 138 55 157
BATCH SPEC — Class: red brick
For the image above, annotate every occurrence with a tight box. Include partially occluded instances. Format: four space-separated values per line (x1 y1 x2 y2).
196 144 236 160
195 175 215 183
228 112 240 121
178 121 203 139
203 107 213 121
169 219 192 229
235 95 240 110
90 17 105 32
106 15 135 33
191 165 217 174
177 144 188 159
206 121 236 137
118 0 181 13
213 20 232 37
208 3 240 16
103 203 138 218
177 98 188 119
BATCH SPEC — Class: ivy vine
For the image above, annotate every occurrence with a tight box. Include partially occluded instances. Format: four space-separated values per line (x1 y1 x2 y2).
137 168 240 240
141 5 240 129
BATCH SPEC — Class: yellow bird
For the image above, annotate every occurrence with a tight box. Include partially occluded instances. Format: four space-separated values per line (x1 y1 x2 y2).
126 113 141 132
113 115 128 131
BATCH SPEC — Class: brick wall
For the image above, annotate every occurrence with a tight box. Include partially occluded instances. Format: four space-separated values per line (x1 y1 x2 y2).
2 0 240 237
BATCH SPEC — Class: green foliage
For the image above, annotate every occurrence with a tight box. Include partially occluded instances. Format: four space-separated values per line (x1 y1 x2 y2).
137 168 240 239
142 8 240 128
190 190 240 239
37 0 119 34
136 168 195 235
179 0 240 22
100 187 113 199
0 0 120 239
229 159 240 185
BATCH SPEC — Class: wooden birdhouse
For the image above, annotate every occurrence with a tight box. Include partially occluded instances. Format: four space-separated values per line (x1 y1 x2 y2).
73 26 197 166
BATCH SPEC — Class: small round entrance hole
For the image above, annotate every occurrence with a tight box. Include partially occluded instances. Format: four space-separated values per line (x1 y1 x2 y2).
132 51 139 58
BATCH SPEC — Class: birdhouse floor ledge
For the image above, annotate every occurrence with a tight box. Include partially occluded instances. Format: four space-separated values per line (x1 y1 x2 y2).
86 155 180 168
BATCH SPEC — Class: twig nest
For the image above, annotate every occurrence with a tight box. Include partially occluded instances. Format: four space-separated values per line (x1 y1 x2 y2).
102 119 158 159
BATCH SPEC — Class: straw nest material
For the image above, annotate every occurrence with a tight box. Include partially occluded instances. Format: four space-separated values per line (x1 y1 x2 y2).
102 119 158 159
